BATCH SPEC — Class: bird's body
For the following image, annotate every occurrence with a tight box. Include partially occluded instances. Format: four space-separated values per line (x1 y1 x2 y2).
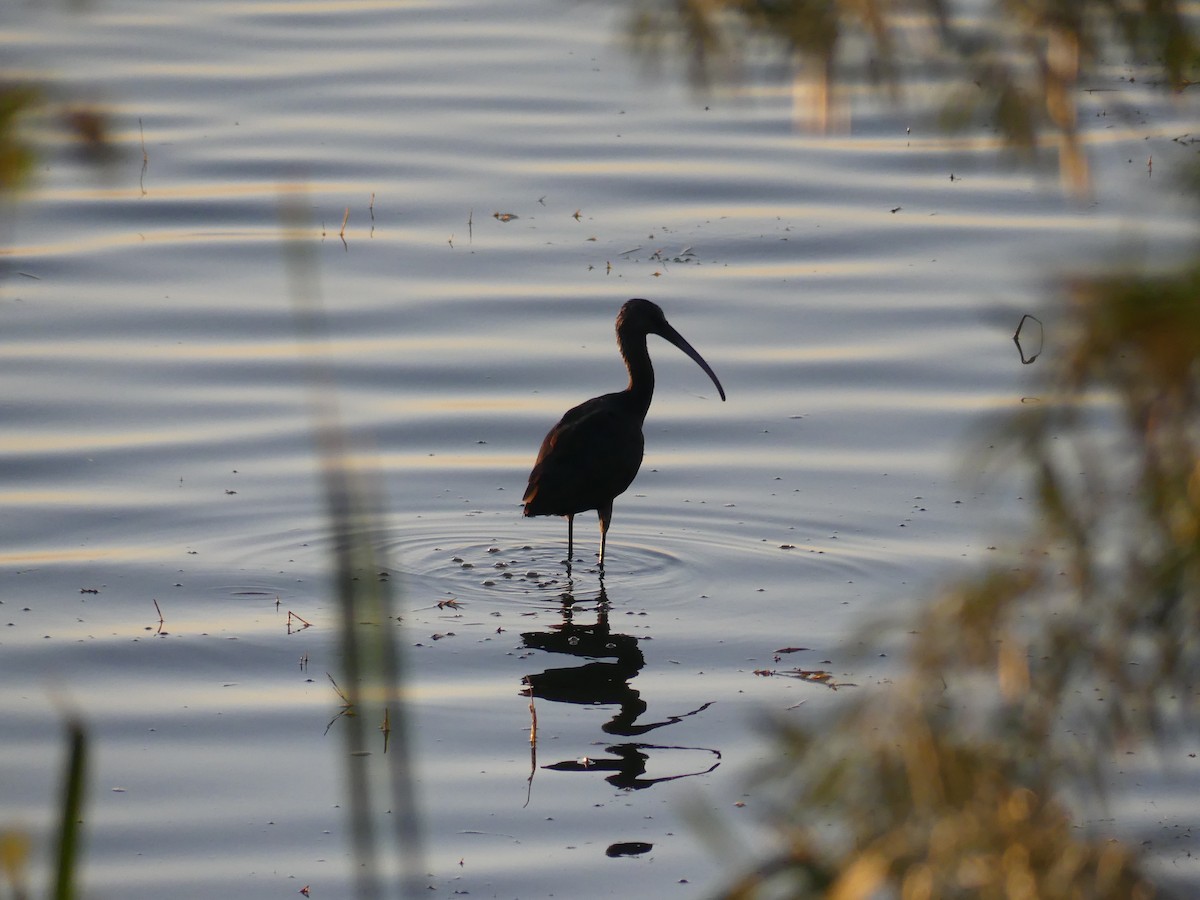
522 298 725 568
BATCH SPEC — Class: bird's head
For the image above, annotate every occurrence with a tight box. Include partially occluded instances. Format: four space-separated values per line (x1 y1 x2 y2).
616 298 667 336
616 298 726 401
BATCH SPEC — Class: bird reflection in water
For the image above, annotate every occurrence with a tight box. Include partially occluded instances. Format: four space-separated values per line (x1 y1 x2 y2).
520 583 720 798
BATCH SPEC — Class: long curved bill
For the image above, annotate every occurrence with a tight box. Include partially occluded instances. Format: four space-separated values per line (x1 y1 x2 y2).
659 323 727 401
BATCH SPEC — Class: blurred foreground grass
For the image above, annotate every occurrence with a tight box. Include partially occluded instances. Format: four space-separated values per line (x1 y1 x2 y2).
280 188 423 900
625 0 1197 195
623 4 1200 894
718 240 1200 897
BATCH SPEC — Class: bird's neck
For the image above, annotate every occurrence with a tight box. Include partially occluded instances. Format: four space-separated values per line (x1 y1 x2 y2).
619 328 655 420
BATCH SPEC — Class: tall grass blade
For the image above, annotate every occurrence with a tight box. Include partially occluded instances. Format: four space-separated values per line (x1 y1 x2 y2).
52 719 87 900
279 186 423 899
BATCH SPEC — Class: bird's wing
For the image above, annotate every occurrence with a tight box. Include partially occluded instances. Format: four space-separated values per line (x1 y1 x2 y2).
523 395 644 516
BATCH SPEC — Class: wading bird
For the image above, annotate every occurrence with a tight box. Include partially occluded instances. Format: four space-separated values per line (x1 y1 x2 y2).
522 298 726 569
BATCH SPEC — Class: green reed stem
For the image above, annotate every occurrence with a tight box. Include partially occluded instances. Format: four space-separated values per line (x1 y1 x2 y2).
52 719 87 900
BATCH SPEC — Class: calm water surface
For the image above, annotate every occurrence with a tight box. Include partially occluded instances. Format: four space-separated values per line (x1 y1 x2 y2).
2 1 1198 897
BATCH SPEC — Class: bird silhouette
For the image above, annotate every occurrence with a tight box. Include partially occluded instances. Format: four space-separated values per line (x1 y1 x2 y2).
522 298 725 569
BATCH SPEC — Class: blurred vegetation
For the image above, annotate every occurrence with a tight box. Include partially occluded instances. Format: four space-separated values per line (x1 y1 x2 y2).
623 3 1200 896
0 15 110 900
695 76 1200 900
1 9 419 897
51 721 88 900
716 249 1200 895
0 85 40 193
626 0 1198 193
0 719 89 900
281 190 423 900
0 83 113 198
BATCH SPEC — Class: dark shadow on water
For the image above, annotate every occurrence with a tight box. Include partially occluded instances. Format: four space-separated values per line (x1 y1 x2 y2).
520 582 720 793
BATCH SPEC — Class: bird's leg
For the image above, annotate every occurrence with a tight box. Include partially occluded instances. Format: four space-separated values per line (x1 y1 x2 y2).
597 501 613 570
566 513 575 572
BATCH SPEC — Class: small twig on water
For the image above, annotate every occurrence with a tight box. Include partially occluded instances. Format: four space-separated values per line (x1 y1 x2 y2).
328 672 351 707
753 667 849 689
138 117 148 195
324 673 355 735
287 610 313 633
1013 313 1044 365
524 695 538 808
